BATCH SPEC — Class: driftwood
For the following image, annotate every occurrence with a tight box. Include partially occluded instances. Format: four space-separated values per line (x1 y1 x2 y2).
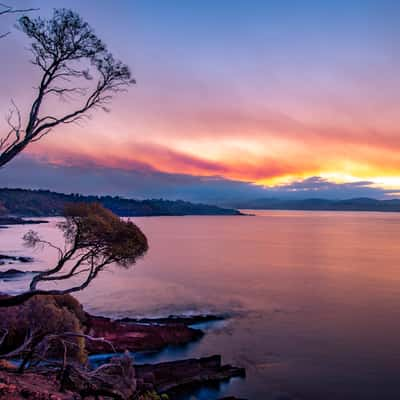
0 352 137 400
61 351 136 400
0 329 117 374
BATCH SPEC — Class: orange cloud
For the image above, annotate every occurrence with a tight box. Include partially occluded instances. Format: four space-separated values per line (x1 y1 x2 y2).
12 65 400 190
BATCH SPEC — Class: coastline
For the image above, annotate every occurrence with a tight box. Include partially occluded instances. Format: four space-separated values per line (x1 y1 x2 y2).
0 290 246 399
0 216 246 399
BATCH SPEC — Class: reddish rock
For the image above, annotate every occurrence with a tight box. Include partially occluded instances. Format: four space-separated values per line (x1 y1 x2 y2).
84 314 204 353
0 370 77 399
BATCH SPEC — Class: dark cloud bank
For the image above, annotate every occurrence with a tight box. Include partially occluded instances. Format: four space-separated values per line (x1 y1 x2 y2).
0 156 396 206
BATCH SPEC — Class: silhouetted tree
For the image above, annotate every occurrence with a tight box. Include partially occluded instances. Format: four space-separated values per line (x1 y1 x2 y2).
0 8 135 168
0 203 148 307
0 3 37 38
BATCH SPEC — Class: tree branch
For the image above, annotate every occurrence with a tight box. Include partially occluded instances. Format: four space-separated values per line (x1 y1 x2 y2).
1 9 134 169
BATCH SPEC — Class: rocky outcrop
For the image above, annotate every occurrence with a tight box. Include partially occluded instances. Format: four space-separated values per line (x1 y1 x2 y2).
136 355 246 395
0 354 245 400
119 314 225 325
0 254 34 266
0 269 27 278
83 315 246 397
0 217 47 228
0 295 246 399
0 269 35 280
85 314 204 353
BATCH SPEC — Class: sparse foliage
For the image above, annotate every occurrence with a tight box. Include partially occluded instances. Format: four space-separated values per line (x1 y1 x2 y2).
0 8 135 168
0 3 37 38
0 203 148 307
0 294 87 369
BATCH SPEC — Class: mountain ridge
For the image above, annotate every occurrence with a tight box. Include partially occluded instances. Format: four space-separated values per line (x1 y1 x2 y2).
228 197 400 212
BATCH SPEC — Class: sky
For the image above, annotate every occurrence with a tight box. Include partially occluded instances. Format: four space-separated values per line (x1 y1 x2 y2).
1 0 400 202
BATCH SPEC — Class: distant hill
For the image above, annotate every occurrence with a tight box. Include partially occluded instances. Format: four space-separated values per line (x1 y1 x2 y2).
229 197 400 212
0 188 242 217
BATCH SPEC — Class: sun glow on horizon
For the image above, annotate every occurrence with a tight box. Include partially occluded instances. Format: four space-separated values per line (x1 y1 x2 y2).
2 0 400 200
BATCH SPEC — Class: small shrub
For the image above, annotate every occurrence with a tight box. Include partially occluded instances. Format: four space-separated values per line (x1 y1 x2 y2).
0 294 87 364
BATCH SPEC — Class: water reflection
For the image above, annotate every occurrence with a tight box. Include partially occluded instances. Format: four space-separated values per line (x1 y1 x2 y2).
2 211 400 399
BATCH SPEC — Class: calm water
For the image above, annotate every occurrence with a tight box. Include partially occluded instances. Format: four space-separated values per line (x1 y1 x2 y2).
2 211 400 399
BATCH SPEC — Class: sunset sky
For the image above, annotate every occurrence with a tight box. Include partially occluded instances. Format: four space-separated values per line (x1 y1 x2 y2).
1 0 400 202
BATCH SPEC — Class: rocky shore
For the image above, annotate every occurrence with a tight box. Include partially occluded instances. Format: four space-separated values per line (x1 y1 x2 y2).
0 292 246 399
0 239 245 399
0 255 34 269
119 314 226 325
0 354 245 399
84 313 245 398
136 355 245 396
0 217 47 228
84 313 205 353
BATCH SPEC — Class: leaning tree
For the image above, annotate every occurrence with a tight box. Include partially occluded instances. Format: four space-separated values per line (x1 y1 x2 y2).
0 9 147 387
0 9 145 306
0 202 148 308
0 8 135 168
0 203 148 379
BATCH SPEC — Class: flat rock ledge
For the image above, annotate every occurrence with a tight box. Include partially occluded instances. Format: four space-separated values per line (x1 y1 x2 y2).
118 313 226 325
136 354 246 396
0 298 246 399
85 314 204 353
0 254 34 264
0 354 245 399
0 217 47 228
0 269 30 279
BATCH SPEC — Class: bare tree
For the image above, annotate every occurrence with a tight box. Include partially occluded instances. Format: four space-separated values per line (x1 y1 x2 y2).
0 203 148 307
0 8 135 168
0 2 37 38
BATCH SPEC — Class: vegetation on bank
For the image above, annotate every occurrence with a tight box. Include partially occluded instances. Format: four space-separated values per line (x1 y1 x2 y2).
0 294 88 367
0 188 242 217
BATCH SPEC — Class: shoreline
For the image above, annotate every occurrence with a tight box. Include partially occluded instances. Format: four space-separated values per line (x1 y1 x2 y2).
0 220 247 398
0 216 48 229
82 312 246 398
0 291 246 399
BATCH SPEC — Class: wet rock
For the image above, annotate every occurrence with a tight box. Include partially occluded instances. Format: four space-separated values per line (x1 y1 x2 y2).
0 254 34 264
0 269 30 279
135 355 246 395
0 217 47 227
84 314 204 353
219 397 247 400
119 314 226 325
